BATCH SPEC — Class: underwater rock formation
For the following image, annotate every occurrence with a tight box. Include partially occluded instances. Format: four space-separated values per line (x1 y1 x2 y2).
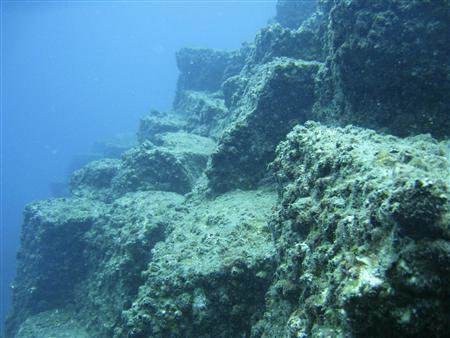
120 189 276 337
314 0 450 138
173 90 228 139
71 132 216 199
275 0 318 29
207 58 321 194
6 198 106 336
137 111 186 143
70 159 122 201
6 0 450 337
112 132 215 195
257 122 449 337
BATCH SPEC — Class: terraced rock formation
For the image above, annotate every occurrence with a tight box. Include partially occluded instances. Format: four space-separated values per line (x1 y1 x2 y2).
6 1 449 337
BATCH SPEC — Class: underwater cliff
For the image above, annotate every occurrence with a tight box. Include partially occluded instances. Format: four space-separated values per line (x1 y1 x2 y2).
5 0 450 337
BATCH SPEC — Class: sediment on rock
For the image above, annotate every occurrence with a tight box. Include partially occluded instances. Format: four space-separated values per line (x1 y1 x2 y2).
313 0 450 138
119 189 277 338
207 58 321 194
275 0 318 29
256 122 450 337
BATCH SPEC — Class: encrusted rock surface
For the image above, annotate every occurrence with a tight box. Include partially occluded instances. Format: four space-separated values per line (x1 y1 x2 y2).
15 310 89 338
71 132 215 199
73 191 186 336
6 198 106 335
314 0 450 138
113 132 215 195
70 159 121 202
207 58 321 193
6 1 450 337
275 0 318 29
120 189 277 337
173 90 228 139
137 111 186 143
257 122 450 337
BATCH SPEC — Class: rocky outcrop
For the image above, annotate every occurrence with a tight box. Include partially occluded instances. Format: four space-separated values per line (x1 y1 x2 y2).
314 0 450 138
174 47 249 96
73 191 186 336
173 90 228 139
275 0 318 29
137 111 185 143
70 159 121 202
120 189 277 337
15 310 89 338
6 198 105 336
256 122 450 337
112 132 214 195
6 1 450 337
71 132 216 199
207 58 321 194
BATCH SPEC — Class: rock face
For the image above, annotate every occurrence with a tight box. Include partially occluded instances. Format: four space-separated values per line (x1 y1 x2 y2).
257 122 449 337
275 0 318 29
137 111 186 143
5 1 450 337
71 132 216 199
314 0 450 138
207 58 321 193
120 189 277 337
6 198 106 336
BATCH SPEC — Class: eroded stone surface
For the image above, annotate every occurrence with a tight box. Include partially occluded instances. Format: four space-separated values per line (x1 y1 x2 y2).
256 122 450 337
207 58 321 193
120 189 277 338
6 1 450 337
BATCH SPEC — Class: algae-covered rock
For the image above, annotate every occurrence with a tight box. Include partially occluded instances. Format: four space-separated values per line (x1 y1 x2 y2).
5 198 105 337
73 191 186 336
256 122 450 337
137 110 186 143
174 47 246 95
173 90 228 139
112 132 215 195
207 58 321 194
70 158 121 202
15 310 89 338
275 0 318 29
6 1 450 337
71 132 215 199
172 46 253 140
119 189 277 338
314 0 450 138
251 23 325 64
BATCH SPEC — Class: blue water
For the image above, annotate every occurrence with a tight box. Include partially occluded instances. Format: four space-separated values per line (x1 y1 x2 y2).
0 1 275 334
